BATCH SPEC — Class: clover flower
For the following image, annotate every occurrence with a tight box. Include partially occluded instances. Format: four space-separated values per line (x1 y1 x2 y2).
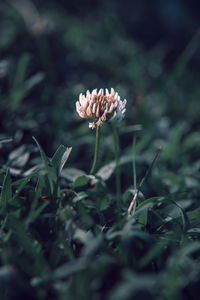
76 88 127 129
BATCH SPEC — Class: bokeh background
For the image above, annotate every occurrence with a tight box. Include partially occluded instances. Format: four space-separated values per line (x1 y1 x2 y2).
0 0 200 191
1 2 200 300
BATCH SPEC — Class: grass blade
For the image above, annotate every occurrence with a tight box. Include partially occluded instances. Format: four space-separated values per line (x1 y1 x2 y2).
0 169 12 209
51 145 72 176
138 147 162 190
33 136 57 194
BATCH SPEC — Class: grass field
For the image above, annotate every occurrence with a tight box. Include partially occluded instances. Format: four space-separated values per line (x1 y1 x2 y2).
0 1 200 299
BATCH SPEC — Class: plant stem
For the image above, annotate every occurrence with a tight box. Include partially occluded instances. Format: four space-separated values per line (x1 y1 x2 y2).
112 124 121 213
90 125 100 174
132 135 137 191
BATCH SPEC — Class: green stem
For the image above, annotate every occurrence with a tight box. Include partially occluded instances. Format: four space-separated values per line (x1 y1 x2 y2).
132 135 137 190
113 124 121 213
90 125 100 174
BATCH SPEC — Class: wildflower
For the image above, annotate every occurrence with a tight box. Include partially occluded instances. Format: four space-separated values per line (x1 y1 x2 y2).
76 88 127 129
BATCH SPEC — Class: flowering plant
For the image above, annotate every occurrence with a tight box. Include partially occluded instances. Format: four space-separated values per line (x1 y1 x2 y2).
76 88 126 129
76 88 127 175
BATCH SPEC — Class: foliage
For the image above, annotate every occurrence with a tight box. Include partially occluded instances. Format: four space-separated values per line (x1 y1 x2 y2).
0 1 200 299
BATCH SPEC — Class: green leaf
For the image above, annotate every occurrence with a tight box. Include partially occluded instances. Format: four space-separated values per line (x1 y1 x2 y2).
183 132 200 151
162 123 185 162
5 215 49 276
98 196 110 211
0 169 12 209
135 196 164 212
72 191 88 203
51 145 72 176
12 168 40 201
170 199 189 231
10 53 32 110
6 215 37 258
61 167 86 182
135 197 165 226
138 147 161 190
96 161 116 181
139 239 169 267
10 72 44 111
138 209 148 227
12 52 31 89
179 241 200 258
53 259 87 280
187 207 200 221
9 145 30 168
25 201 49 228
73 175 91 190
123 188 145 204
33 136 57 194
33 176 45 202
25 72 44 90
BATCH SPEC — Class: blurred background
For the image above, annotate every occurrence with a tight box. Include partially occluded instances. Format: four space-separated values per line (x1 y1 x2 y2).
0 0 200 194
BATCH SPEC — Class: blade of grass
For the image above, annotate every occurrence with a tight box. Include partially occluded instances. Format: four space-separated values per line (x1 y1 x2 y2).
51 145 72 176
128 147 162 217
6 215 50 276
112 123 121 213
0 169 12 209
12 168 40 201
133 135 137 191
33 136 57 195
25 201 49 228
138 147 162 190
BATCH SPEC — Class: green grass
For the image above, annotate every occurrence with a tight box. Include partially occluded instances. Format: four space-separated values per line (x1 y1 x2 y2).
0 1 200 299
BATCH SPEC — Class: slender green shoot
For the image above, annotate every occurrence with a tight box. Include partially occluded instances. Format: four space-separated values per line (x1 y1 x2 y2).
133 135 137 190
112 123 121 213
127 135 137 216
128 146 162 217
90 125 100 175
138 146 162 190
